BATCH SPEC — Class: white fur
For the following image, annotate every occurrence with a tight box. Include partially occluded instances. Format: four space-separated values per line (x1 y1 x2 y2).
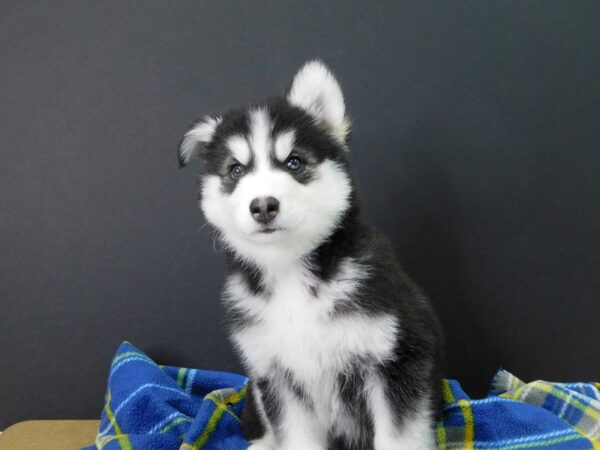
279 387 328 450
274 129 295 162
288 60 350 144
226 135 251 165
226 259 396 376
249 108 272 168
179 116 221 164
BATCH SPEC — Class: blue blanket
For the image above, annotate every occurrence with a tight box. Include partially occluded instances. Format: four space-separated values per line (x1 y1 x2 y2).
83 342 600 449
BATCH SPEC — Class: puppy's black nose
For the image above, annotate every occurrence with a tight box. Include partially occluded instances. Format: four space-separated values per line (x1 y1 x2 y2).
250 196 279 224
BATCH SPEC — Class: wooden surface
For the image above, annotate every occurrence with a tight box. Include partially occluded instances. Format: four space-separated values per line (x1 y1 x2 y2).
0 420 99 450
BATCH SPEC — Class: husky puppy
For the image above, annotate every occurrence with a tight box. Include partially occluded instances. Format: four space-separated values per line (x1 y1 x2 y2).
178 61 442 450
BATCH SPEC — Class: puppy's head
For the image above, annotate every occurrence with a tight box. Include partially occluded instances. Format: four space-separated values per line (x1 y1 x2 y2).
179 61 352 263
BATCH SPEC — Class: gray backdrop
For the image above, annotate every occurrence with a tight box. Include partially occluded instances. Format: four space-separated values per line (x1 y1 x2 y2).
1 1 599 429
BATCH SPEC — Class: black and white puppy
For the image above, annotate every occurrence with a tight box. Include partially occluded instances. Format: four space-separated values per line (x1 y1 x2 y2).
178 61 442 450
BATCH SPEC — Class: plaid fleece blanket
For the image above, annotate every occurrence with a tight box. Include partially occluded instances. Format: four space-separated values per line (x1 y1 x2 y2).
438 371 600 449
83 342 600 450
81 342 248 450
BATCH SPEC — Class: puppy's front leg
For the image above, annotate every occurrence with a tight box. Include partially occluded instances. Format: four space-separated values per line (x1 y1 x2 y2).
246 379 278 450
247 378 326 450
369 377 436 450
279 392 327 450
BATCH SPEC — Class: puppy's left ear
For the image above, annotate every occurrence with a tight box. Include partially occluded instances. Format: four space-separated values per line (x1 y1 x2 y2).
288 60 350 144
178 115 221 167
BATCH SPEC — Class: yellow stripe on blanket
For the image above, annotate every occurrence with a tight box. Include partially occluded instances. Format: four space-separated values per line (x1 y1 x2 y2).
96 389 132 450
180 386 247 450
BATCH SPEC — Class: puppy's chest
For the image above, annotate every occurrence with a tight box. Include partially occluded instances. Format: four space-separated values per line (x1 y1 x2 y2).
228 268 398 381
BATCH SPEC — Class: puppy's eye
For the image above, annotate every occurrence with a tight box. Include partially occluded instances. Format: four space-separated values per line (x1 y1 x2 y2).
285 156 302 172
230 163 245 179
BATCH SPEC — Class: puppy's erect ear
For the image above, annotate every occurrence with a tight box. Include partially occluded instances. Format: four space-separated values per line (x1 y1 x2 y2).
288 60 349 144
178 115 221 167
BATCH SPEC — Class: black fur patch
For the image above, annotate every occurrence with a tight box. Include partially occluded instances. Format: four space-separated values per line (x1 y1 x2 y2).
255 377 282 436
226 253 266 297
240 381 266 441
222 255 265 332
333 360 375 450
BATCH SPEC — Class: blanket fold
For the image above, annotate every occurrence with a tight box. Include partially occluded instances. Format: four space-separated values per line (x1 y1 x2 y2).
83 342 600 450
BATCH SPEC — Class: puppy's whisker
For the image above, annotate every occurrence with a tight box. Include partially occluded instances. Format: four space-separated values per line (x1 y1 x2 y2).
196 220 211 236
211 230 222 254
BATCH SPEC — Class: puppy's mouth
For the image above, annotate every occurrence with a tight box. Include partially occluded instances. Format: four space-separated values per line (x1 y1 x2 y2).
255 225 284 235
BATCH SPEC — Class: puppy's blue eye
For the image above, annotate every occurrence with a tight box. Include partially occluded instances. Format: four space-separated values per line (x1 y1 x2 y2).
230 163 245 179
285 156 302 171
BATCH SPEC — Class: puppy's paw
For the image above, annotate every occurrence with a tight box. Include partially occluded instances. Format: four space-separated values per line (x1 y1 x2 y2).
247 435 276 450
280 446 326 450
247 445 273 450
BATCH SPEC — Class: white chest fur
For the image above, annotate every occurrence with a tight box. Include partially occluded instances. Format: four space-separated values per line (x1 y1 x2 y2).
225 258 398 386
